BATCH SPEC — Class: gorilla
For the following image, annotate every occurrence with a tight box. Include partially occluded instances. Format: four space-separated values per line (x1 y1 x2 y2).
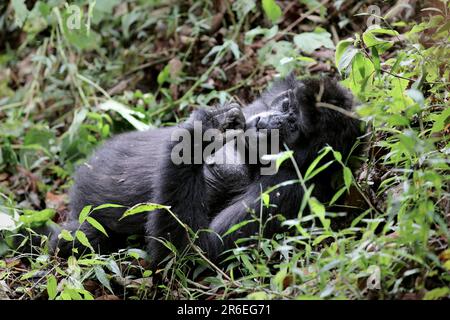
49 74 362 266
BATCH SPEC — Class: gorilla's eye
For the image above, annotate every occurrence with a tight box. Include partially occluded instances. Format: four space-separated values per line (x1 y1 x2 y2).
281 99 290 112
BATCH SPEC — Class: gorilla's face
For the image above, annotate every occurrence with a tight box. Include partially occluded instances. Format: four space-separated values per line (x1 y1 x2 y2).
245 87 303 147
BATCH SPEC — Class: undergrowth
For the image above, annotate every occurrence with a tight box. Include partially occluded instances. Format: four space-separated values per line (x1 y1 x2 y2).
0 0 449 300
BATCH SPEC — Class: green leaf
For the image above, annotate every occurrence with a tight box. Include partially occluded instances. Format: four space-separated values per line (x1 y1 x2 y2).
272 268 287 291
75 230 93 250
233 0 256 19
59 229 74 242
247 291 268 299
94 266 113 293
294 28 335 54
430 107 450 133
78 205 92 224
98 100 150 131
157 64 171 85
304 148 334 181
329 186 346 205
12 0 29 27
343 167 353 190
240 254 258 275
335 39 358 73
423 287 450 300
120 203 171 221
308 197 330 229
20 209 56 228
46 275 58 300
262 193 270 208
86 217 108 237
362 27 399 53
0 212 17 231
262 0 282 23
223 219 256 237
93 203 125 211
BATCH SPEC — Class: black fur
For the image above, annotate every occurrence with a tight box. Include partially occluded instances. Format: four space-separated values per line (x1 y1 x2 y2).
50 74 362 265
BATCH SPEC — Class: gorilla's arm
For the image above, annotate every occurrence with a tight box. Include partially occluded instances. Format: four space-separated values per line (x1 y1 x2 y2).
146 104 245 264
205 167 303 262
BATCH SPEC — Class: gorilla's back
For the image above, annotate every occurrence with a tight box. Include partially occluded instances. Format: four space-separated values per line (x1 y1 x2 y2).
69 127 173 234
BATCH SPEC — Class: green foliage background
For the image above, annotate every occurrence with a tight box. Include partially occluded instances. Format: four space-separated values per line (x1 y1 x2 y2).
0 0 448 300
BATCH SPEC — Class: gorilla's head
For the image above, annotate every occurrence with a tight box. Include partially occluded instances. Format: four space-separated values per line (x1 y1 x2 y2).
244 75 361 166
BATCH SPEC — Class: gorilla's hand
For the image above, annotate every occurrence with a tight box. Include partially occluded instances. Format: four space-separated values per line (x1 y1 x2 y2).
192 103 245 132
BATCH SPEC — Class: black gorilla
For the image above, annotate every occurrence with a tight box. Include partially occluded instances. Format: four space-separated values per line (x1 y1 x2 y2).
51 74 362 265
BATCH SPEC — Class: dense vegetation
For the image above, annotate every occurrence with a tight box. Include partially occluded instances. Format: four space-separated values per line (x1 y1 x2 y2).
0 0 448 300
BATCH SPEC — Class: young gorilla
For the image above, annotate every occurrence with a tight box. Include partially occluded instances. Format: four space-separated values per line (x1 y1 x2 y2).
51 74 362 265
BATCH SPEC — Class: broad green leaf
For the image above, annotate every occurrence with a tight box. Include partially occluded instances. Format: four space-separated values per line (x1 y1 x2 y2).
47 275 57 300
98 100 150 131
335 39 357 73
262 0 282 23
362 27 399 53
423 287 450 300
20 209 56 228
59 229 74 242
294 28 335 54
